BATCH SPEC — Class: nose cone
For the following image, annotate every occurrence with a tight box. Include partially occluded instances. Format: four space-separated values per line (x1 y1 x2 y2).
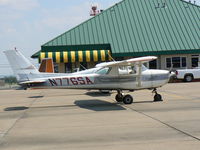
168 71 176 82
169 71 176 78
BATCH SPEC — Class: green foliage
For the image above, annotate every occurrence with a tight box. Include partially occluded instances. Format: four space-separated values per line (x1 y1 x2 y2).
4 76 17 84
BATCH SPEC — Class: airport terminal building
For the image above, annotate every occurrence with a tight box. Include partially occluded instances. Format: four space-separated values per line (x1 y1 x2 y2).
32 0 200 73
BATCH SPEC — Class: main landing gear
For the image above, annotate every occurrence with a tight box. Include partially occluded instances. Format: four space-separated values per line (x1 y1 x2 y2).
115 89 163 104
152 88 163 102
115 90 133 104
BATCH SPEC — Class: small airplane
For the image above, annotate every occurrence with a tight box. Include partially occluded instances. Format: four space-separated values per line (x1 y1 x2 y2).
4 50 174 104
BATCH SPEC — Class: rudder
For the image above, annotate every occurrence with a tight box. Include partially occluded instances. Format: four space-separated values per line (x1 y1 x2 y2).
4 50 39 82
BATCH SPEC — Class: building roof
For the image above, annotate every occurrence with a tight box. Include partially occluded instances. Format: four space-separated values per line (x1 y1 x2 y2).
36 0 200 58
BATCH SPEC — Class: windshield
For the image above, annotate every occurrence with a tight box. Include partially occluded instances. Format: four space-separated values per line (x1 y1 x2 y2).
142 65 147 71
72 68 98 75
96 67 110 75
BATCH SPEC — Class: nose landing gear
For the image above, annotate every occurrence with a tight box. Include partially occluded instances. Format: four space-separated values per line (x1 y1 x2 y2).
152 88 163 102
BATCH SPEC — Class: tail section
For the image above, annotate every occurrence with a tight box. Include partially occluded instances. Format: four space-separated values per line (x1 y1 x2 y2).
4 50 39 82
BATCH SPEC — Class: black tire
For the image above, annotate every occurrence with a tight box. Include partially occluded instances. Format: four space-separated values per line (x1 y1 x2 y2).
184 75 193 82
115 94 123 102
154 94 163 102
123 95 133 104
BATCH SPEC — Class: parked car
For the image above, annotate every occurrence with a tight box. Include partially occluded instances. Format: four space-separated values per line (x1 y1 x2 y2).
175 68 200 82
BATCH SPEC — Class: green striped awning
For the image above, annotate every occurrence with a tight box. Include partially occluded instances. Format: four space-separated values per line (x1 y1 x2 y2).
39 50 112 63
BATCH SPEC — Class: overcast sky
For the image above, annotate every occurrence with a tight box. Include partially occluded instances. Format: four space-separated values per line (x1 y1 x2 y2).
0 0 199 75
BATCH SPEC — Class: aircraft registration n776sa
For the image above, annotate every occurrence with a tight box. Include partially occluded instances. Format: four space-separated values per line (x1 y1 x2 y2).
4 50 174 104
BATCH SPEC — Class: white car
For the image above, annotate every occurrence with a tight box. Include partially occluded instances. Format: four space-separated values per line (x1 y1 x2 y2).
175 68 200 82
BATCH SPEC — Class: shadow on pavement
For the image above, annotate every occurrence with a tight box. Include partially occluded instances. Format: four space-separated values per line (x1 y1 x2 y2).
4 100 126 112
4 106 29 111
28 96 44 99
85 91 111 97
4 105 78 111
74 99 126 111
133 101 154 104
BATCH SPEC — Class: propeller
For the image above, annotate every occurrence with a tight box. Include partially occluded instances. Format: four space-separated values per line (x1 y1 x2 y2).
169 64 174 73
169 64 176 80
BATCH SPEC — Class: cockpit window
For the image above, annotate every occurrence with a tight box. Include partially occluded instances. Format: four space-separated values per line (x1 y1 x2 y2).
119 66 136 75
96 67 110 75
142 65 147 71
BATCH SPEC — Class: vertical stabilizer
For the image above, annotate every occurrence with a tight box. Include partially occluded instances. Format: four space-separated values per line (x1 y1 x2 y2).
4 50 39 82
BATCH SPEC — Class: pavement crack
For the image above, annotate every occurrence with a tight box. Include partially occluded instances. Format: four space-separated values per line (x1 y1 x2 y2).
126 106 200 142
0 92 43 145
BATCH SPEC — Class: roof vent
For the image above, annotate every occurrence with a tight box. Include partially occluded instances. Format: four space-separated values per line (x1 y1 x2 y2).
155 0 167 9
162 2 166 8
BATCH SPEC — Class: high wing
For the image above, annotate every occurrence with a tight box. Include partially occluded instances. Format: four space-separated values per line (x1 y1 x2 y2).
96 56 157 68
96 56 157 87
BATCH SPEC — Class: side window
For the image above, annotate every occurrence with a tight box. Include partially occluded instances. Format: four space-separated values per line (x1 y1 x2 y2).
119 66 136 75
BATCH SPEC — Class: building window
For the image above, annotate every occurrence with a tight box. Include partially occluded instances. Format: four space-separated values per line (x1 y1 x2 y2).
54 63 59 73
166 57 187 68
172 57 181 68
149 60 157 69
192 57 199 68
80 62 88 70
166 58 171 68
182 57 186 67
65 63 72 73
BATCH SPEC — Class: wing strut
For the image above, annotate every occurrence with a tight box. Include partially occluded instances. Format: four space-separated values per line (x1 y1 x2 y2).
136 62 142 87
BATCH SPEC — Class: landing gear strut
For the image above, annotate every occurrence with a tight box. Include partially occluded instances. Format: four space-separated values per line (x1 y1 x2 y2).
115 90 123 102
152 88 163 102
115 90 133 104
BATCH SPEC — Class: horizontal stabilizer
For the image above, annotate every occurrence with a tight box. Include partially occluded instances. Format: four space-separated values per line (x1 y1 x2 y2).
19 80 46 85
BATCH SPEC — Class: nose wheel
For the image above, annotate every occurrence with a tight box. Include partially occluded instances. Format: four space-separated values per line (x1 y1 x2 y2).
115 90 133 104
152 88 163 102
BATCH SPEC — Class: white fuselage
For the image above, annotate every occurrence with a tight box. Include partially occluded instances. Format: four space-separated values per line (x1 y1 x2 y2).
4 50 172 92
27 69 171 90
